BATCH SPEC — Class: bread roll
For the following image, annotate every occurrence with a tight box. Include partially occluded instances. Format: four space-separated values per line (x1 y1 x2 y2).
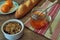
15 0 40 18
1 0 13 13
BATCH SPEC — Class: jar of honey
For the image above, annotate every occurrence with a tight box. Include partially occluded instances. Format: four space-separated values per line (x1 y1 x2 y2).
30 11 49 29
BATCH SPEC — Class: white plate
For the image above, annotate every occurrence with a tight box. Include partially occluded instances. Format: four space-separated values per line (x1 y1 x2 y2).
0 1 19 14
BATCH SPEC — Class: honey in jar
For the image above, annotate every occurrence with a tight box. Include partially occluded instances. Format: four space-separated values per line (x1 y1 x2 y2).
30 11 49 29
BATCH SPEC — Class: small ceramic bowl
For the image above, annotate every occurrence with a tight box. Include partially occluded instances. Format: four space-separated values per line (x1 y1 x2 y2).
1 19 24 40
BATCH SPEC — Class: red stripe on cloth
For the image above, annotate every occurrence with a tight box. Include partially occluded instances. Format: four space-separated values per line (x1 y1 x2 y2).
51 21 60 40
25 18 31 27
48 4 60 20
50 4 59 20
47 4 57 16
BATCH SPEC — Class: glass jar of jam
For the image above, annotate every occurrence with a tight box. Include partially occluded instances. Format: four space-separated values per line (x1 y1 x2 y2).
30 10 49 30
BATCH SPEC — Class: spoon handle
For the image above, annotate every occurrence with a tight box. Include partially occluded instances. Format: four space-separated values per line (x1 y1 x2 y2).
39 0 58 15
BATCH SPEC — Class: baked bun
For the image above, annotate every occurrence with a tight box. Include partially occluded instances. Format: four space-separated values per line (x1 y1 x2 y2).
1 5 10 13
1 0 13 13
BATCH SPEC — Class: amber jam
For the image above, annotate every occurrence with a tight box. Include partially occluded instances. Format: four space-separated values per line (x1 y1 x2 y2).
30 11 49 29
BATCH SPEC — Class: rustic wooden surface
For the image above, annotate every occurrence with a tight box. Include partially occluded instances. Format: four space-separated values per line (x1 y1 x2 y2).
0 0 60 40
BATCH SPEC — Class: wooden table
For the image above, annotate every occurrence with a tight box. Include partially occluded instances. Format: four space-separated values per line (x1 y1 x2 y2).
0 0 60 40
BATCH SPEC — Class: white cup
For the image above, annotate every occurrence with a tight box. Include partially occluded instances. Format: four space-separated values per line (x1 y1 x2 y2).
1 19 24 40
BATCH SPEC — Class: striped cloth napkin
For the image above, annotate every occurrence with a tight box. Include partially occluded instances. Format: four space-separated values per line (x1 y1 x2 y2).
44 4 60 39
24 2 60 39
45 5 60 39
